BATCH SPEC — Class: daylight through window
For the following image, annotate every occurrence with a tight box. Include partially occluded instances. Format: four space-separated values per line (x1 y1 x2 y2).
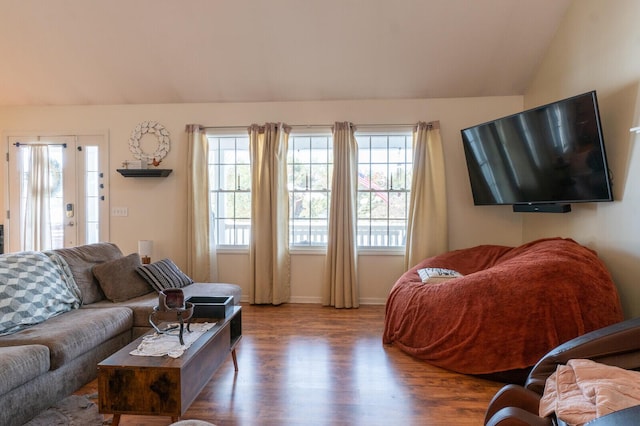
208 129 413 248
208 135 251 246
356 133 412 248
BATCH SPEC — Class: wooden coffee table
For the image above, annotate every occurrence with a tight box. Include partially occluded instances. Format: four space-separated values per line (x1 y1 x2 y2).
98 306 241 425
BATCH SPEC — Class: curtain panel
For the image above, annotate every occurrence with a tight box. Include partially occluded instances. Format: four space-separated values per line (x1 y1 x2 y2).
404 121 448 270
323 122 359 308
248 123 291 305
186 124 217 282
22 145 52 251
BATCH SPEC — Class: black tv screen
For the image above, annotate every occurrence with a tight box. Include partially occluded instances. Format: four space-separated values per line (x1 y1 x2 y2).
461 91 613 207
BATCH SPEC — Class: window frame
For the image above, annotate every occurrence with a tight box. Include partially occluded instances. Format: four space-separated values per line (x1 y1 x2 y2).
207 130 251 249
354 128 413 252
288 129 333 250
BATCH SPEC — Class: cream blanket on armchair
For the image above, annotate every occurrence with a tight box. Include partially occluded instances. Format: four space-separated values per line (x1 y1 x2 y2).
539 358 640 425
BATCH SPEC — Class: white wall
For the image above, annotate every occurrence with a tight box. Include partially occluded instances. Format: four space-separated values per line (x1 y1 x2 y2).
0 97 524 304
523 0 640 318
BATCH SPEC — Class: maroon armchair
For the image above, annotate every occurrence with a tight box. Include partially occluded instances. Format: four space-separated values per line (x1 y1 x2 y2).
484 316 640 426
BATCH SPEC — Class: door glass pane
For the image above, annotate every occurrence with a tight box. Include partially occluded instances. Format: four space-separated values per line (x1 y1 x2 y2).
84 146 100 244
49 146 64 248
17 145 64 250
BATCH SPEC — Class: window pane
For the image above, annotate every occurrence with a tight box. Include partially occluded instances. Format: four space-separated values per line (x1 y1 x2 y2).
290 218 308 244
221 165 236 190
293 138 311 163
49 147 64 249
291 164 311 190
310 137 329 162
309 192 329 218
370 196 389 219
358 145 370 164
388 219 406 246
236 142 250 163
291 191 308 218
237 164 250 190
370 164 388 189
309 164 329 190
235 192 251 218
389 192 408 219
357 192 372 219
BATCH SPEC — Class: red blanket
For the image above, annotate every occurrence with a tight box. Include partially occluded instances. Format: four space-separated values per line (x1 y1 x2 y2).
383 238 624 376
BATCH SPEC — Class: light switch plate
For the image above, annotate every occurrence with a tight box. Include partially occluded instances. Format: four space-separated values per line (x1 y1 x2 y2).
111 207 128 217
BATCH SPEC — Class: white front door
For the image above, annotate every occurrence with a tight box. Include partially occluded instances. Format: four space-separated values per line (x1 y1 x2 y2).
6 134 109 252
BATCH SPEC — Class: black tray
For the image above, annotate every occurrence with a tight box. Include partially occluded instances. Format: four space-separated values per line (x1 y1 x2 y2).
186 296 234 319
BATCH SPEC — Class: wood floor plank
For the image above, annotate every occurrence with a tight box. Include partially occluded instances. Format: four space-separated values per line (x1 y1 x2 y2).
77 303 503 425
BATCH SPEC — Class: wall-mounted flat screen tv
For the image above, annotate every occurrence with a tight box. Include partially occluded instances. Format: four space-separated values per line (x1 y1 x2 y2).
461 91 613 212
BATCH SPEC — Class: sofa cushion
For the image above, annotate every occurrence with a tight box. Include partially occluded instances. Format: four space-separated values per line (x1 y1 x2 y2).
0 251 82 336
137 258 194 291
85 292 158 328
0 345 50 395
92 253 153 302
0 307 132 370
52 242 124 304
85 282 242 328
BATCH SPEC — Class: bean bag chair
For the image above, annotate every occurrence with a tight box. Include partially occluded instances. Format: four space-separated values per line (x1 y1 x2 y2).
382 238 624 383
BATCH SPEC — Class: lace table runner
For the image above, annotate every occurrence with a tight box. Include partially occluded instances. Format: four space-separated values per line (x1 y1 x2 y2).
130 322 215 358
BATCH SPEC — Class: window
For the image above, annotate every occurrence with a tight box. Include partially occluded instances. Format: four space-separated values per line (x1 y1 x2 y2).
208 135 251 246
356 132 412 248
207 128 413 249
287 134 332 246
84 145 101 243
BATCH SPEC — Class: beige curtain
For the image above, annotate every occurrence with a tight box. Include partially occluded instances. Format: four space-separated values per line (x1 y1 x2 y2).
404 121 448 270
249 123 291 305
186 124 217 282
22 145 52 251
323 122 359 308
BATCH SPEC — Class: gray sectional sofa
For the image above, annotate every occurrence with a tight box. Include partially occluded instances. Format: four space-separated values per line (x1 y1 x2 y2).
0 242 241 426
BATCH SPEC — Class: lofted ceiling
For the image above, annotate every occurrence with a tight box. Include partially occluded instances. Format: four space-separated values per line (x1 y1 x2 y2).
0 0 571 107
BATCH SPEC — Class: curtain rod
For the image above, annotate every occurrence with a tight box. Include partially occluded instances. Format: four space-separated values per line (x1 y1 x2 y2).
200 121 437 131
13 142 68 148
289 123 418 129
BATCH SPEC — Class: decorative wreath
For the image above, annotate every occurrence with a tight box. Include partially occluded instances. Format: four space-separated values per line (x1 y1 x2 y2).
128 121 171 162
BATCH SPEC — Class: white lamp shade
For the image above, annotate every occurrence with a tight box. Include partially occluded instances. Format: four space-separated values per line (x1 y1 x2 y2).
138 240 153 257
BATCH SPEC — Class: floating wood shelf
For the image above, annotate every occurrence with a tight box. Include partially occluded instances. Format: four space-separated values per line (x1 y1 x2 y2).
117 169 173 177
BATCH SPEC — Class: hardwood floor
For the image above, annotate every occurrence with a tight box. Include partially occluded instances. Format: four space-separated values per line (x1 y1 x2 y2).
77 303 503 425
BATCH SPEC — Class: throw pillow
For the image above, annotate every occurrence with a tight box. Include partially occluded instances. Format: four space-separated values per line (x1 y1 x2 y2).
136 258 194 292
417 267 463 283
50 243 124 304
92 253 153 302
0 251 82 336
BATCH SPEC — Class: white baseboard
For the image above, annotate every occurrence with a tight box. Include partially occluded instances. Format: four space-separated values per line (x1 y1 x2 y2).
240 295 387 305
